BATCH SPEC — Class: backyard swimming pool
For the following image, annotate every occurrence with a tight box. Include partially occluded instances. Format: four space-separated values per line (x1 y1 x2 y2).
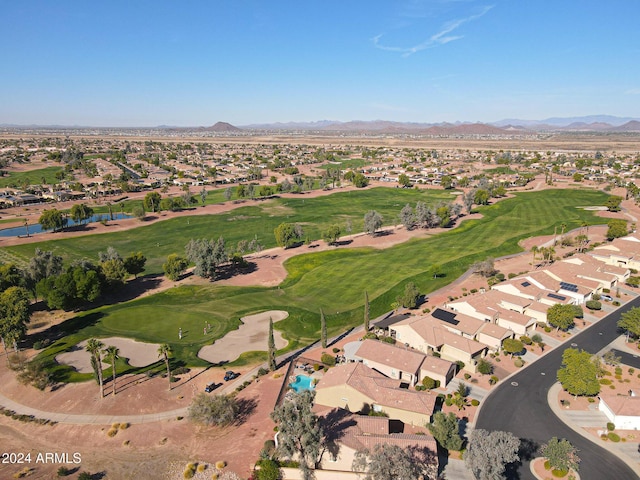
289 374 314 393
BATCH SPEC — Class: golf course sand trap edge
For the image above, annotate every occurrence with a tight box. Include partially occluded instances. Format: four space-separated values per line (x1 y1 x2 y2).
55 337 162 374
198 310 289 365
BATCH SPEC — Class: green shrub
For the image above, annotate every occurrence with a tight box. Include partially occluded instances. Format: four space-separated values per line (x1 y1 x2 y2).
551 468 569 478
586 300 601 310
173 366 190 375
57 466 71 477
587 397 595 403
421 376 437 389
381 336 396 344
615 366 623 375
514 358 524 368
33 339 51 350
313 363 321 371
332 347 340 353
613 300 621 306
471 399 480 406
600 379 612 385
78 474 92 480
520 335 532 345
444 397 453 407
362 332 378 340
464 373 471 380
544 326 552 333
489 375 499 385
608 432 620 442
321 353 336 366
630 368 635 374
607 422 615 431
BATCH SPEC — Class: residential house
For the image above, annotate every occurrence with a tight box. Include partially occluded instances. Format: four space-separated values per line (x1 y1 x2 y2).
598 393 640 430
314 363 436 426
389 315 488 371
350 339 456 387
318 410 438 474
590 234 640 271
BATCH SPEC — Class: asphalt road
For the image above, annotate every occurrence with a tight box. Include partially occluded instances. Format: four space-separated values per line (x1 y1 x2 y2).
475 295 640 480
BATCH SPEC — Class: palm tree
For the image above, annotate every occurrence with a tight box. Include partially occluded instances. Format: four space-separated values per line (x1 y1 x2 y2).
85 338 105 398
531 245 539 266
104 345 119 396
158 343 172 390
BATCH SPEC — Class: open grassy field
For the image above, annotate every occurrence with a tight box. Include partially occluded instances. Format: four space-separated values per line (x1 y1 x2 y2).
0 166 63 188
5 187 454 272
30 188 610 375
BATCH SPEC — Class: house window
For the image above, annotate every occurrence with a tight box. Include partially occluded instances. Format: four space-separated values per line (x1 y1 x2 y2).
372 404 382 412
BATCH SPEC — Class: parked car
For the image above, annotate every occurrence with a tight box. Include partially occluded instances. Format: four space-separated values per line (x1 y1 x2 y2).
204 382 219 393
601 294 613 302
224 371 240 381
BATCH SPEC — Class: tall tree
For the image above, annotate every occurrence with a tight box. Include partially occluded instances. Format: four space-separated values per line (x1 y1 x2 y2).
0 286 31 363
353 443 437 480
271 390 323 480
163 254 188 281
103 345 119 396
274 223 302 249
143 191 161 212
428 411 464 452
557 348 600 398
123 252 147 279
320 308 327 348
268 317 277 371
85 338 105 398
38 208 66 232
364 291 370 332
26 248 63 292
541 437 580 473
399 204 416 230
618 307 640 338
364 210 383 235
70 203 94 225
464 429 520 480
158 343 172 390
185 237 227 279
547 304 576 332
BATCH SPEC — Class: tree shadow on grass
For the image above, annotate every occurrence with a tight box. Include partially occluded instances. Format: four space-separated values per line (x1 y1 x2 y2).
30 312 106 346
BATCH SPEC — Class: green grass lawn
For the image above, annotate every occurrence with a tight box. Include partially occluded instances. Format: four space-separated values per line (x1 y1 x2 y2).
30 188 609 377
0 166 63 188
6 187 453 273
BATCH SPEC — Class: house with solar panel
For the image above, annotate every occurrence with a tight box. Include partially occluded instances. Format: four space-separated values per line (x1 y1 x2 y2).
446 290 538 336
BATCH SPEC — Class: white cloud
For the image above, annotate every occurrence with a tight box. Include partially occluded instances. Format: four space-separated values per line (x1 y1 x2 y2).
373 4 494 57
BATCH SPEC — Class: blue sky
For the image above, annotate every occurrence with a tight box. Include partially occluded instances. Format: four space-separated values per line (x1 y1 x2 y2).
2 0 639 126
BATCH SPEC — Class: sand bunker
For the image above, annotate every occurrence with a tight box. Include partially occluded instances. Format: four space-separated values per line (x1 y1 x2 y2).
578 206 608 210
55 337 162 374
198 310 289 364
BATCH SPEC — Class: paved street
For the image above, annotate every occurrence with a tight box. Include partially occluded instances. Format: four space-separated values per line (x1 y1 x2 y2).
475 294 640 480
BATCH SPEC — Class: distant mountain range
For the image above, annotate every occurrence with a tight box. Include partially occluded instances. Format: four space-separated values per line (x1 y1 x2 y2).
3 116 640 134
238 116 640 134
